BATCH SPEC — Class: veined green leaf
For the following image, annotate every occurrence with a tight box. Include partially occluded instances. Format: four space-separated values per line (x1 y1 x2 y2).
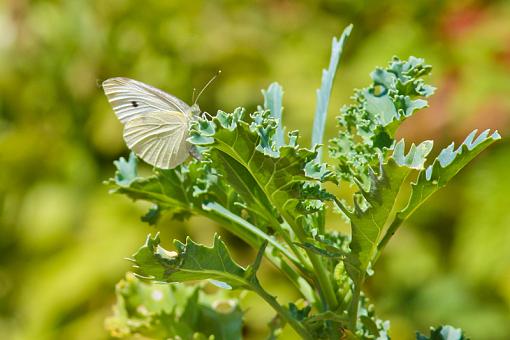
344 140 433 283
377 129 501 256
399 129 500 219
108 157 208 221
190 108 346 310
190 108 329 236
208 149 276 229
108 156 268 244
108 153 316 302
132 233 262 290
130 234 314 338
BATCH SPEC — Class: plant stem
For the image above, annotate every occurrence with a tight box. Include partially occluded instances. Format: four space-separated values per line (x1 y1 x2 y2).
271 218 312 272
198 204 318 303
348 282 361 332
253 284 313 340
373 215 403 264
206 202 303 267
308 253 338 310
283 215 339 312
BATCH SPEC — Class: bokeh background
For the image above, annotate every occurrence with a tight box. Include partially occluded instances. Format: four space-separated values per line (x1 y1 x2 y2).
1 0 510 339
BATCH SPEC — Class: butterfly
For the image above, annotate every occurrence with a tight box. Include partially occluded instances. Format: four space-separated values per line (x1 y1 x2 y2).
102 74 218 169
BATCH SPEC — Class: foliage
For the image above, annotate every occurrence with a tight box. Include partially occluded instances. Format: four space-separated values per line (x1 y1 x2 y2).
416 325 467 340
105 273 243 339
106 26 500 339
3 2 510 339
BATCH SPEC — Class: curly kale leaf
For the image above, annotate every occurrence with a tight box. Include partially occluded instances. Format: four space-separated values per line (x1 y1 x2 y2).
377 129 501 253
343 140 433 283
398 129 501 220
106 273 243 339
189 107 333 238
132 233 266 290
329 56 435 186
108 155 229 222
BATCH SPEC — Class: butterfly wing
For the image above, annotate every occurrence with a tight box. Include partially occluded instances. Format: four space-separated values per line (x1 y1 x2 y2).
123 111 191 169
102 77 192 123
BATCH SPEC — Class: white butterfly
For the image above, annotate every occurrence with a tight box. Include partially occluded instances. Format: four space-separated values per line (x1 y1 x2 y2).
102 77 202 169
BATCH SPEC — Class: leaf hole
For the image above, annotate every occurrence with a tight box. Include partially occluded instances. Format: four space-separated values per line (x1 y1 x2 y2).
371 84 387 97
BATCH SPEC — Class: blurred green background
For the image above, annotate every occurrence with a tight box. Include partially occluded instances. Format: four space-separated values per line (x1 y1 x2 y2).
1 0 509 339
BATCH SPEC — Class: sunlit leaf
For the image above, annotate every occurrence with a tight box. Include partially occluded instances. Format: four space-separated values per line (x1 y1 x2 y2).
344 140 433 283
312 24 352 161
329 56 435 186
399 129 501 219
416 325 467 340
132 233 266 290
263 82 285 148
190 108 332 238
105 273 243 339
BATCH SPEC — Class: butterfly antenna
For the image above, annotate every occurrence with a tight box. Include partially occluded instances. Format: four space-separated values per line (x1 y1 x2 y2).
194 70 221 105
192 87 197 104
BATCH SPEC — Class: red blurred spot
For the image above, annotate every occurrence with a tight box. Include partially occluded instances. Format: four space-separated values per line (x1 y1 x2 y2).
397 72 459 143
441 6 486 40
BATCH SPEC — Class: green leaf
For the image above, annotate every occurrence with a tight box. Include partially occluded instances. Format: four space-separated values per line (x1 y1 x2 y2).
360 315 380 337
399 129 501 219
416 325 468 340
312 24 352 161
108 159 203 221
105 273 243 339
108 157 268 247
208 148 276 230
329 56 435 186
190 108 329 237
108 152 316 305
263 82 284 147
341 140 433 331
130 235 316 338
376 129 500 264
191 108 344 311
344 140 433 283
132 233 262 290
113 152 138 186
141 205 161 225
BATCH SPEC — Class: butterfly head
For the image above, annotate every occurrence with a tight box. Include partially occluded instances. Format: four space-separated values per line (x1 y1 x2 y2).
190 103 201 116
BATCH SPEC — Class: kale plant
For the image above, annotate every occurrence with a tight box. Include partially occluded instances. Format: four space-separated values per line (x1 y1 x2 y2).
105 25 499 339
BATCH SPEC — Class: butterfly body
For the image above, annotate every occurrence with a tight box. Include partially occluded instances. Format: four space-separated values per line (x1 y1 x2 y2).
189 103 201 117
102 77 198 169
